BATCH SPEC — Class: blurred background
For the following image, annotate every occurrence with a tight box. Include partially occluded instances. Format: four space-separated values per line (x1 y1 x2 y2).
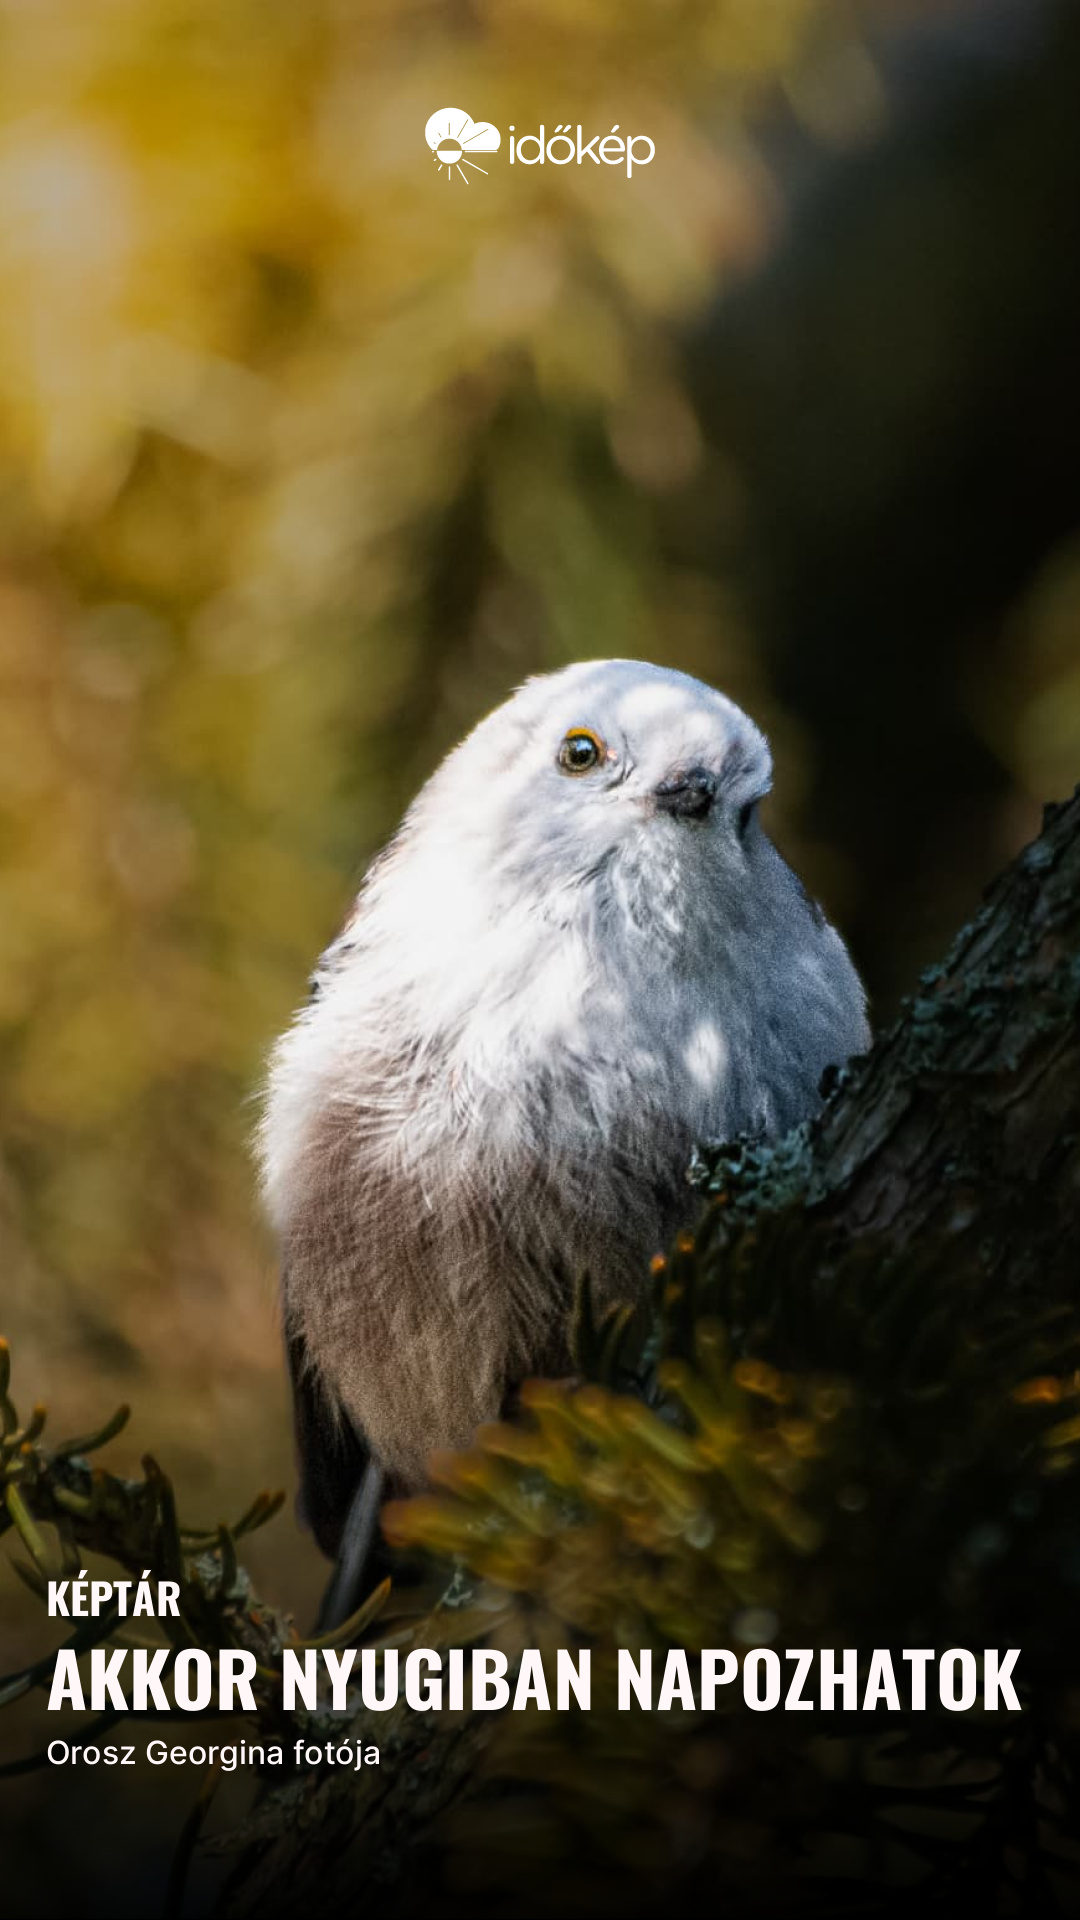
2 0 1080 1905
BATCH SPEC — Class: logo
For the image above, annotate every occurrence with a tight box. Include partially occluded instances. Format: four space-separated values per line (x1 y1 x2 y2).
424 108 501 183
508 125 655 177
424 109 657 184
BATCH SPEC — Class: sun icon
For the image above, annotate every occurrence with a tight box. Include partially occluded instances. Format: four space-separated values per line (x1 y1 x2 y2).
424 108 501 183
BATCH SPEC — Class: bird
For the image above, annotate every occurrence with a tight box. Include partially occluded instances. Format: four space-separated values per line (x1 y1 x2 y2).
259 659 870 1622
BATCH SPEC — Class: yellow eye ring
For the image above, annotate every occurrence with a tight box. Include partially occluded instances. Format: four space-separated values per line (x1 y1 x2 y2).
557 727 606 775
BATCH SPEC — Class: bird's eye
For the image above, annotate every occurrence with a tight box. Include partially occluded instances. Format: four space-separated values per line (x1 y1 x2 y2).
557 728 605 775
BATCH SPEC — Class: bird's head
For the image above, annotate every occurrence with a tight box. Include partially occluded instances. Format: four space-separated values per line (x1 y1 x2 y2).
416 659 774 911
299 658 865 1118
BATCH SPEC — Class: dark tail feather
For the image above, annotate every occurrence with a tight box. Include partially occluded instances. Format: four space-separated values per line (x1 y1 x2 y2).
314 1458 386 1634
287 1326 372 1560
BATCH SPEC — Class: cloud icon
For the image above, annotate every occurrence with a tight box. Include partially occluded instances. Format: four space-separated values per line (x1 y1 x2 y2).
425 108 501 182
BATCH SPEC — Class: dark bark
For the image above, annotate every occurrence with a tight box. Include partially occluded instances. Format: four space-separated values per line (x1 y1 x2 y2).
807 788 1080 1286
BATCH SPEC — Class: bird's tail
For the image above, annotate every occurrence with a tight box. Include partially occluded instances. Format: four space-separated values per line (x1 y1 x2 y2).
314 1458 386 1634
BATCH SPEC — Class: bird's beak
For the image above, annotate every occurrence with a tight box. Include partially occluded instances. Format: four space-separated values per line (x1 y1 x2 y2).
652 766 717 820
